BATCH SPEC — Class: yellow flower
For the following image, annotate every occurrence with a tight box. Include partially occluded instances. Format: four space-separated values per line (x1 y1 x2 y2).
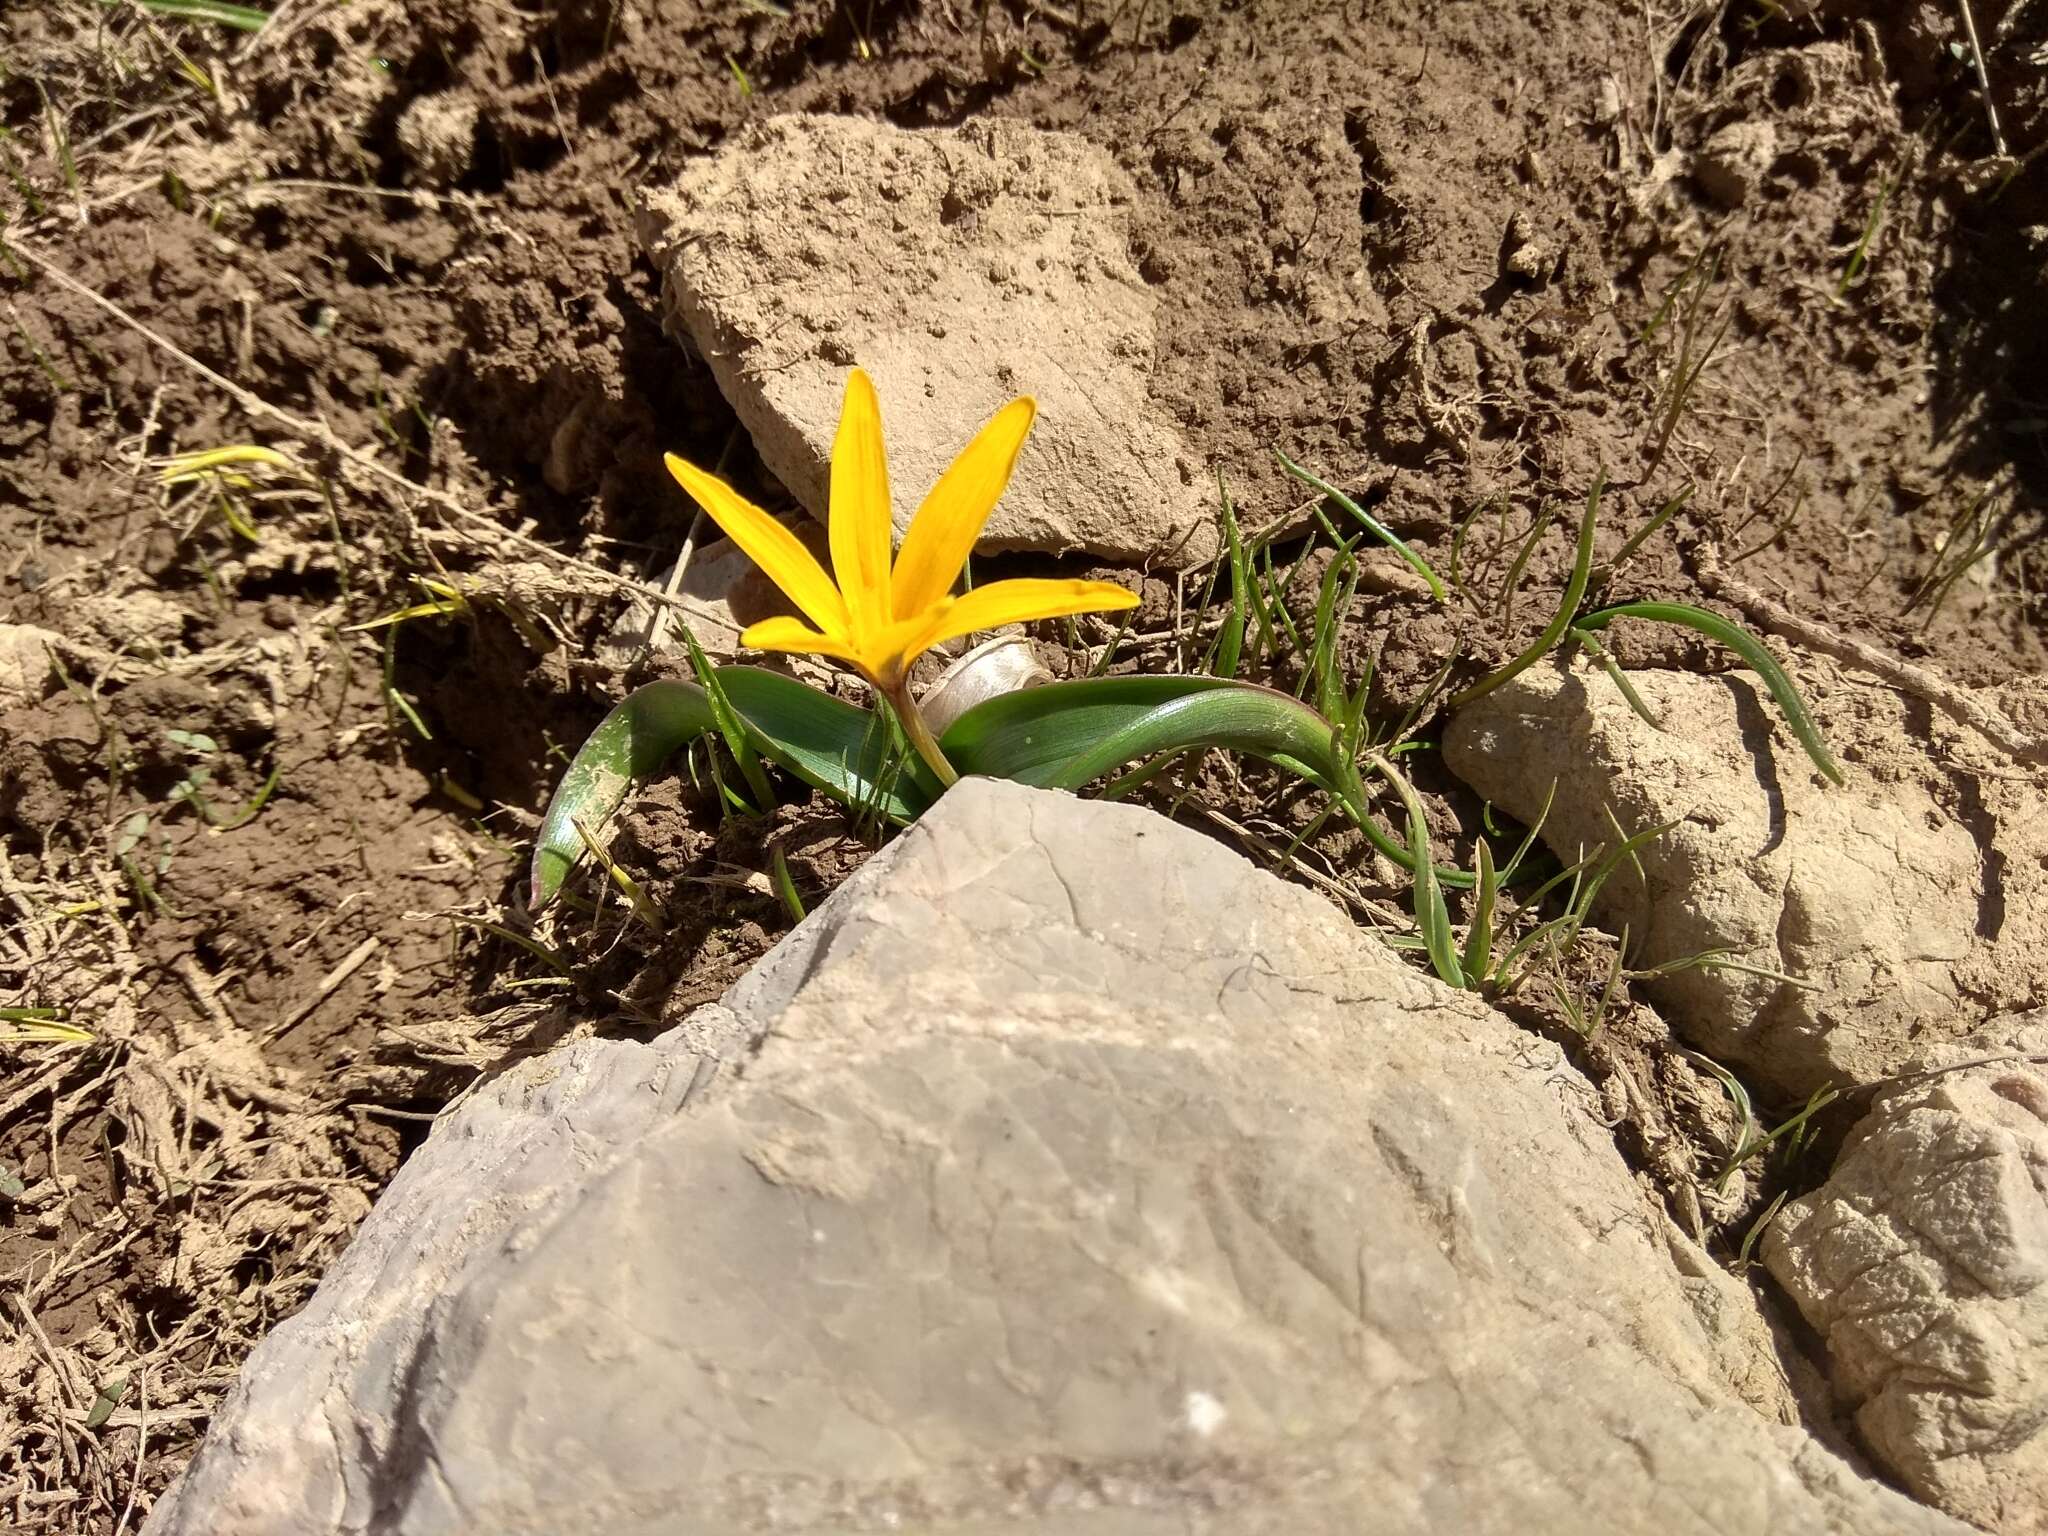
664 369 1139 781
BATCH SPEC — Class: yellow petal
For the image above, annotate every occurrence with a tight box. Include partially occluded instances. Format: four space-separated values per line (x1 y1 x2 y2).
829 369 893 640
738 615 861 663
904 578 1139 658
666 454 847 634
891 396 1036 620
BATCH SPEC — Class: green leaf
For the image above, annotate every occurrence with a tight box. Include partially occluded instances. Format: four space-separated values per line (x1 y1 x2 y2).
534 669 1528 914
529 670 936 906
683 628 774 815
1460 836 1497 981
1450 474 1603 709
1574 601 1844 786
85 1376 128 1430
940 674 1349 795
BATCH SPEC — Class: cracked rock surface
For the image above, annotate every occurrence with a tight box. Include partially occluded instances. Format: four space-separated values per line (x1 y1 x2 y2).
146 779 1963 1535
1766 1014 2048 1536
636 114 1220 566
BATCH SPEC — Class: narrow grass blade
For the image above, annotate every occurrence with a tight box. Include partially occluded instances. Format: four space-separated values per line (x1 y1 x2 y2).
771 848 806 923
128 0 271 29
1568 625 1663 731
684 629 775 815
1373 753 1462 987
1450 475 1604 709
1460 836 1497 979
1575 601 1844 785
1274 450 1446 601
1211 478 1248 679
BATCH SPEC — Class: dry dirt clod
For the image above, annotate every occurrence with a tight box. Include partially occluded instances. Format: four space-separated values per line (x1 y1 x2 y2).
0 624 67 708
1693 121 1779 209
635 115 1223 567
395 93 480 189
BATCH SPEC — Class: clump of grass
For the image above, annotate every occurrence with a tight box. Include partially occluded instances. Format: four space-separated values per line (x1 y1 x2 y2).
1450 475 1845 786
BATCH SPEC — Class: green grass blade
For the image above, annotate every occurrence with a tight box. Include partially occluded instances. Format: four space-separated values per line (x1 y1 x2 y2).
1375 754 1462 987
771 847 806 923
1599 483 1692 586
126 0 271 29
1568 625 1664 731
1574 601 1844 786
684 628 775 815
1212 478 1248 679
1450 475 1603 709
1274 450 1446 601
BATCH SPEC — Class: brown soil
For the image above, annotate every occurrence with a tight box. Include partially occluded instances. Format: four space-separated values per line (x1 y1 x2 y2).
3 0 2043 1527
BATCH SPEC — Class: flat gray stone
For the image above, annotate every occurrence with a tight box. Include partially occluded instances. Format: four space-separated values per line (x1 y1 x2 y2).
637 115 1220 567
147 780 1963 1535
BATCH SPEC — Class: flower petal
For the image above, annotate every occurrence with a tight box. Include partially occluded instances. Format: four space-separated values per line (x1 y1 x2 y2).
903 578 1139 658
829 369 894 641
665 454 847 634
891 395 1036 621
739 615 861 663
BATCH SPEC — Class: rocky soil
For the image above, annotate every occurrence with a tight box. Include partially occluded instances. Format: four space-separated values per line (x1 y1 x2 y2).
3 0 2045 1530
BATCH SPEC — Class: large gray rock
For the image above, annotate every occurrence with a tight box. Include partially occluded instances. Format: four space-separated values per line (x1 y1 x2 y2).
1444 662 1988 1097
637 115 1220 566
147 780 1963 1535
1765 1014 2048 1535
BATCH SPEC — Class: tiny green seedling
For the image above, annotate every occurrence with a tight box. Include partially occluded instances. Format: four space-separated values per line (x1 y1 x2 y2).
771 848 806 923
1644 246 1732 478
1835 167 1897 301
1684 1051 1841 1195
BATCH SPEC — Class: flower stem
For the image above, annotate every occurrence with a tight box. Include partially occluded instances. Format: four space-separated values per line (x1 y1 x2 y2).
883 682 958 789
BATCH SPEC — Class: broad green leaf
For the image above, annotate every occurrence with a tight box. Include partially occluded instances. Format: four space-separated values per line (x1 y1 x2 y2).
531 667 1531 913
941 675 1502 886
940 675 1350 795
529 671 934 906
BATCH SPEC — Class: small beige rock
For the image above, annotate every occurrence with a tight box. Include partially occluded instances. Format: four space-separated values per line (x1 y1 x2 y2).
0 623 63 706
1444 662 1983 1095
637 115 1221 567
1765 1014 2048 1535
